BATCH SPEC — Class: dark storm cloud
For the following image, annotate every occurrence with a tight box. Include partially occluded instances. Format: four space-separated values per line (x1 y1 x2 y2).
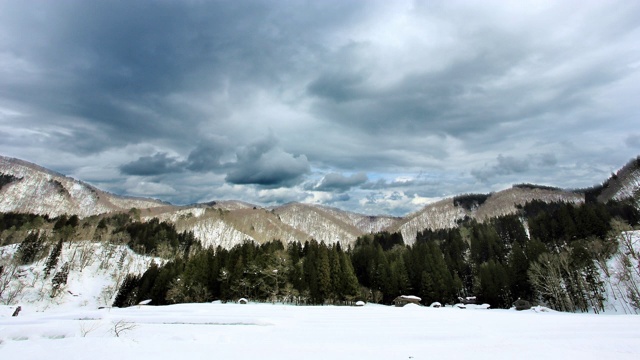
308 38 629 141
0 0 364 155
120 153 185 176
0 1 211 152
225 135 310 187
186 139 228 172
314 172 368 192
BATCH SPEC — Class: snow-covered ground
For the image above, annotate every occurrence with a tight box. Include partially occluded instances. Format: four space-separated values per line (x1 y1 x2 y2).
1 302 639 359
600 231 640 314
1 233 639 359
0 241 159 310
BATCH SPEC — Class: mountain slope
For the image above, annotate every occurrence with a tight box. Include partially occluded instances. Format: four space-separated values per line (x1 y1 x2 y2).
392 186 585 245
596 156 640 203
0 156 168 218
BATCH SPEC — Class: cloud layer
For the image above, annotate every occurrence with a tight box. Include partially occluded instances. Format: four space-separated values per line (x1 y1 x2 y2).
1 0 639 215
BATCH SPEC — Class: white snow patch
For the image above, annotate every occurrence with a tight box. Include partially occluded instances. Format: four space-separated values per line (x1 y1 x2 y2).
0 303 638 359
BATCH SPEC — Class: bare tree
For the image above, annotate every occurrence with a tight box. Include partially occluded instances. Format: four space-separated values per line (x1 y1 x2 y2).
528 252 574 312
112 320 137 337
79 321 102 337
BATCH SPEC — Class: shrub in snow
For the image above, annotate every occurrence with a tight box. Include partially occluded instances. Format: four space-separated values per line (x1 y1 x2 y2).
430 302 442 308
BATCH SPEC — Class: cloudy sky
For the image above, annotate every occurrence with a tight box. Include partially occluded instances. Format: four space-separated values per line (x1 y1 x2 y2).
1 0 639 216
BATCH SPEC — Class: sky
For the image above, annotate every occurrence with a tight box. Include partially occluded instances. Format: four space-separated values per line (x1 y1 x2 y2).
0 0 639 216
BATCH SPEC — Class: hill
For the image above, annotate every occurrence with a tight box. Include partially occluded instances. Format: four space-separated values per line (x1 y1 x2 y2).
1 154 639 249
0 156 168 218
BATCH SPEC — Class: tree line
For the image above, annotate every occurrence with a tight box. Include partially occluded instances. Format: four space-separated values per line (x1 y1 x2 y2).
2 195 638 312
112 198 638 311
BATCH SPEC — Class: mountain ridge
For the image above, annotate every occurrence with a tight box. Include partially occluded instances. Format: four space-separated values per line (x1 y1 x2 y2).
1 154 638 248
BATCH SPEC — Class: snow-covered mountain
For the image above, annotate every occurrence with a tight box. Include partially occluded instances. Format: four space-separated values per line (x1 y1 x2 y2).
597 156 640 203
1 155 639 249
0 156 167 218
393 186 585 245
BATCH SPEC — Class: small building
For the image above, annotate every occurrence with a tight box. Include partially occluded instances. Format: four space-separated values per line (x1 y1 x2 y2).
430 302 442 308
393 295 422 307
513 299 532 311
458 296 476 305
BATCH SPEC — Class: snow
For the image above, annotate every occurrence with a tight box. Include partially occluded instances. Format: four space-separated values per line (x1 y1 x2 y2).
1 231 639 358
599 230 640 314
0 241 160 310
1 302 639 359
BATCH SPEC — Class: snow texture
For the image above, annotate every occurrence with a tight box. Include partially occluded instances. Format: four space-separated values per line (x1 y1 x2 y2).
1 303 639 359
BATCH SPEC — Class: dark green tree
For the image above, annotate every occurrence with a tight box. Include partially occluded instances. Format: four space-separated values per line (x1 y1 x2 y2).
44 239 63 277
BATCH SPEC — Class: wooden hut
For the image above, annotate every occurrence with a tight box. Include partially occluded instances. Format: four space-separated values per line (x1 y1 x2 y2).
393 295 422 307
513 299 532 311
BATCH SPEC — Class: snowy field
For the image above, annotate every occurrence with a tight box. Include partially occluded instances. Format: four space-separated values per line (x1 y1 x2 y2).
1 302 639 359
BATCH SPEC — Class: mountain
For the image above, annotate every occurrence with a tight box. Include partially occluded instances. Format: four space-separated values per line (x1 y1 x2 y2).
1 154 639 249
0 156 168 218
594 156 640 202
393 186 585 244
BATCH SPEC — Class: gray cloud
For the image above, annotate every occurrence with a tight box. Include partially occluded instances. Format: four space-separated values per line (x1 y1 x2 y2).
626 134 640 148
315 172 368 192
225 136 310 187
186 139 228 172
471 154 530 182
361 178 417 190
120 153 186 176
536 153 558 167
471 153 564 183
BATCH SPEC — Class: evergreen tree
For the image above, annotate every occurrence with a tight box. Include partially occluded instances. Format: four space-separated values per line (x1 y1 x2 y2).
478 260 510 308
44 239 63 277
339 251 360 302
315 243 332 304
51 262 70 298
113 274 142 307
16 231 46 264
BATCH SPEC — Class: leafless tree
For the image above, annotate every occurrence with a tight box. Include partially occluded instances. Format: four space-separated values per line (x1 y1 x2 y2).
79 321 102 337
112 319 137 337
528 252 574 312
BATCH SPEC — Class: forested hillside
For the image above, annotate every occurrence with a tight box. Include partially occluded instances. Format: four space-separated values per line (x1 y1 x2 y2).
107 198 639 312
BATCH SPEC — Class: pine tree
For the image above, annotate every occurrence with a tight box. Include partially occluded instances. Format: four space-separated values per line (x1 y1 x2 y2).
17 231 46 264
420 271 435 304
113 274 142 307
44 239 63 277
508 242 532 300
315 243 332 304
339 251 360 302
329 245 342 302
51 262 70 298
